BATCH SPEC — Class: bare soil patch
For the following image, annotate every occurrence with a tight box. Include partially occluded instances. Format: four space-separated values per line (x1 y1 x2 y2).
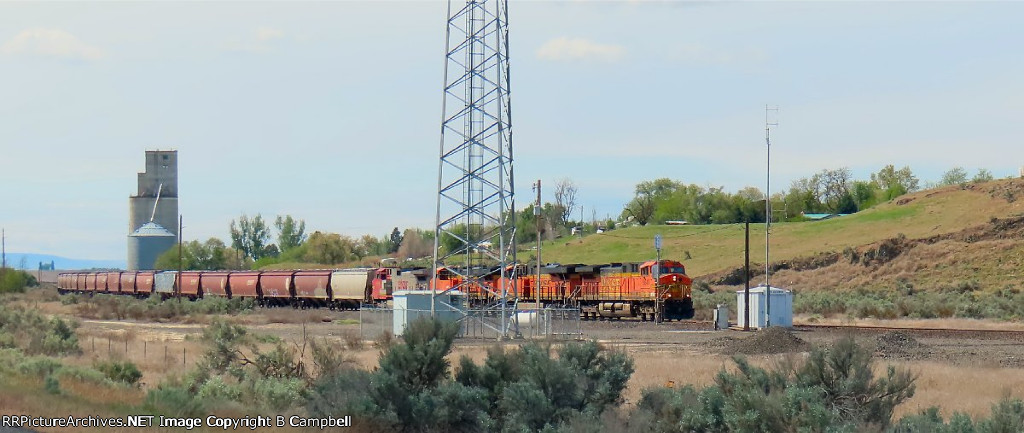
718 326 810 355
875 331 927 360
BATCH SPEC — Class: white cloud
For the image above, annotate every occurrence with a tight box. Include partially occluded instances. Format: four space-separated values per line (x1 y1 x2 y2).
256 27 285 42
224 27 286 53
536 37 625 62
669 42 767 66
0 28 104 60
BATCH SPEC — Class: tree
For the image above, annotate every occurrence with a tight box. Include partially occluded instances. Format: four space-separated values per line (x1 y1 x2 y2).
302 232 356 265
941 167 969 186
154 238 232 270
553 179 578 227
851 180 879 210
357 234 385 259
230 214 274 261
972 168 994 184
787 175 825 216
387 227 403 254
624 195 655 226
397 229 434 260
871 165 919 199
820 167 853 212
623 178 682 226
274 215 306 252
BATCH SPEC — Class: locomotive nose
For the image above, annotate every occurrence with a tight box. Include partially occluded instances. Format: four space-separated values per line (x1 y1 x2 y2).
659 273 692 285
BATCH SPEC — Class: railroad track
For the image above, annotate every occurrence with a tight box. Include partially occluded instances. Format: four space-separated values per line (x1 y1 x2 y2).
791 323 1024 339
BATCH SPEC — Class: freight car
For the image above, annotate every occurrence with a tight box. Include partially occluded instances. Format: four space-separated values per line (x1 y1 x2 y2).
58 269 381 310
56 258 694 321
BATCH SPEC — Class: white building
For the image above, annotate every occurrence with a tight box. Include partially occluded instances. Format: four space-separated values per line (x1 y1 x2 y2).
736 285 793 329
392 290 467 336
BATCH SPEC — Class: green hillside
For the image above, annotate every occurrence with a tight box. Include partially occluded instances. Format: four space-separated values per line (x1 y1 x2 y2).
537 179 1024 278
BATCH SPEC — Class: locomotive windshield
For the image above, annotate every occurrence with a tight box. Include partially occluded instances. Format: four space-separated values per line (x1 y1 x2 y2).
657 265 685 274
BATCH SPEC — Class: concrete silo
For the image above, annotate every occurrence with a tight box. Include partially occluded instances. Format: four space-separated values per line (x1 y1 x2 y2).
127 150 179 270
127 222 176 271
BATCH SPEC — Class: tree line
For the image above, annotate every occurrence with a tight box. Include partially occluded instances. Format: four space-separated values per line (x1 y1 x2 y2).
622 165 999 226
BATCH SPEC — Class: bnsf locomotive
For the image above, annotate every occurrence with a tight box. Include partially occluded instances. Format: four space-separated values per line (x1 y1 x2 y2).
57 259 694 321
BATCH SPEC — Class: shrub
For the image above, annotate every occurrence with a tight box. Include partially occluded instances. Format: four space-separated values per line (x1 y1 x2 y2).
197 376 242 402
17 356 63 378
74 294 254 322
248 343 304 380
44 374 61 395
144 383 206 418
310 338 348 380
60 294 81 305
0 270 35 293
306 317 628 432
373 331 395 349
199 319 247 377
306 369 379 421
890 397 1024 433
0 305 80 356
57 365 113 386
343 331 364 350
633 337 915 432
247 377 305 411
95 360 143 385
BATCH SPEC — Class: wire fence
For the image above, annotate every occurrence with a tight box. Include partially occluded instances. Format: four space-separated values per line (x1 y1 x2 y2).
359 306 582 341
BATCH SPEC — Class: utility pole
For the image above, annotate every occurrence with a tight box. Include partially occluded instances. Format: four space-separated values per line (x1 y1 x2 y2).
177 215 182 304
654 234 662 324
765 105 778 327
579 204 584 238
533 180 541 305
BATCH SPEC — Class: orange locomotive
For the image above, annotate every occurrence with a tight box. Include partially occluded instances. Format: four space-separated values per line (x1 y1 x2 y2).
429 259 695 321
517 260 694 321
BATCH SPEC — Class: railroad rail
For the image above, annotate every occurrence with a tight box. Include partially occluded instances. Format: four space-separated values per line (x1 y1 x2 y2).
791 323 1024 339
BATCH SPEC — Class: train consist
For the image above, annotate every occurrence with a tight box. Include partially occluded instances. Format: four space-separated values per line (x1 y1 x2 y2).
56 259 695 321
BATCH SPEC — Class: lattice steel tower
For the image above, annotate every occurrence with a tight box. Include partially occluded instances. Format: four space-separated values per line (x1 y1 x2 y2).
432 0 517 336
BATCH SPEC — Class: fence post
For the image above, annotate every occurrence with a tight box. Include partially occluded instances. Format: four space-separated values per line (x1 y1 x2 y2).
164 345 167 363
144 340 147 358
183 347 186 365
107 338 111 355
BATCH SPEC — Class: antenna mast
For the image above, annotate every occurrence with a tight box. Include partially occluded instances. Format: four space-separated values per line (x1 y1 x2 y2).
765 105 778 327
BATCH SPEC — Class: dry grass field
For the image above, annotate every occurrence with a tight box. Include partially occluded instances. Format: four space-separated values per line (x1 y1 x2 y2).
27 306 1022 423
4 291 1024 433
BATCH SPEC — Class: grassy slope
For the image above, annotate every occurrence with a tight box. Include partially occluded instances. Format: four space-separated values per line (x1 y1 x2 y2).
539 180 1024 280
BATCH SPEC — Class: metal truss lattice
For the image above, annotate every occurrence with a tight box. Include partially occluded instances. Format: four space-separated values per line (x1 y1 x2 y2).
432 0 517 337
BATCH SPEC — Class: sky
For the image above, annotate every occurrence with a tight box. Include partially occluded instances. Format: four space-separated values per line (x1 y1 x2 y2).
1 1 1022 261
